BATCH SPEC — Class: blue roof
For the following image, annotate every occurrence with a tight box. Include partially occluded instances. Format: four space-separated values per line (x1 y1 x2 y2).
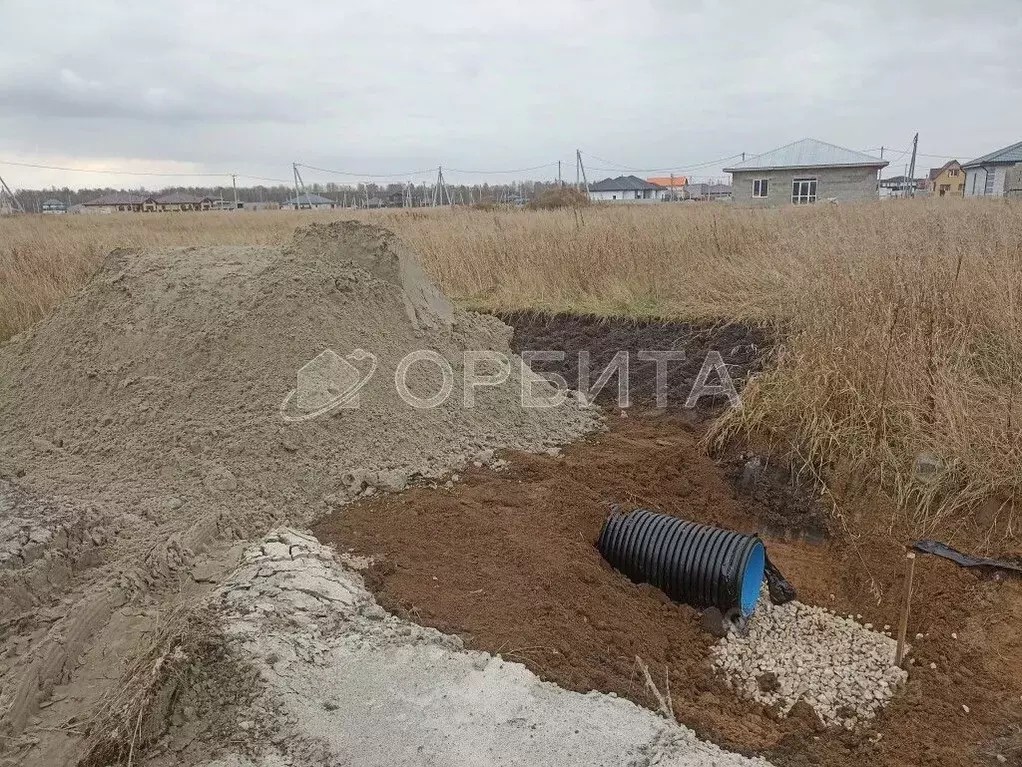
963 140 1022 169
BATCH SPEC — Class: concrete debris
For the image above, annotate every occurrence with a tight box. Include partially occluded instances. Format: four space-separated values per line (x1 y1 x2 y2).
194 529 775 767
711 592 908 729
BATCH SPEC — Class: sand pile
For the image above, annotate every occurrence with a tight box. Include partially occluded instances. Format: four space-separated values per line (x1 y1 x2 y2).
139 528 773 767
0 220 596 532
0 221 598 761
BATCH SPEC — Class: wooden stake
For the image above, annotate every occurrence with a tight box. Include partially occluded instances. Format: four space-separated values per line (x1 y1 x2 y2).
895 551 916 667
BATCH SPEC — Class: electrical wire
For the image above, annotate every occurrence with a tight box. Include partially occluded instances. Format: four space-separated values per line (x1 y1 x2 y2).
444 162 558 175
294 162 436 179
581 152 745 175
236 174 294 184
0 158 228 177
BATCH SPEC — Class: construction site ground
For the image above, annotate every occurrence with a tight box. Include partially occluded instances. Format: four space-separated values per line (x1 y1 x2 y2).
315 314 1022 767
2 233 1020 766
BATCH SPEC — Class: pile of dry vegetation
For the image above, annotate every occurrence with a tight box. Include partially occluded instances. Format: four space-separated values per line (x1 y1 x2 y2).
4 199 1022 530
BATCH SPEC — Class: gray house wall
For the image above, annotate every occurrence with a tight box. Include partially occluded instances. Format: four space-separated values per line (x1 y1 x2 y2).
731 166 881 207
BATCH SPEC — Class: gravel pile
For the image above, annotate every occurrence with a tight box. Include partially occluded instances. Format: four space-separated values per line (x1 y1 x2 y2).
711 595 908 729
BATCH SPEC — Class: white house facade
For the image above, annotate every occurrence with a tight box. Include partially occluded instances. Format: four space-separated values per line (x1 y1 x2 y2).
962 141 1022 197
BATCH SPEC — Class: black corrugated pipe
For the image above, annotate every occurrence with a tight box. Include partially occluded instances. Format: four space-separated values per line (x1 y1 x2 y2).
597 508 766 617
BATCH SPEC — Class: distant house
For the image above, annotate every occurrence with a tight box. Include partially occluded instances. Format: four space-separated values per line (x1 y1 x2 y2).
589 175 664 202
725 138 888 206
41 198 67 215
646 176 688 200
879 175 929 198
928 161 966 198
963 141 1022 197
682 182 732 201
282 193 336 210
81 193 154 214
153 192 213 212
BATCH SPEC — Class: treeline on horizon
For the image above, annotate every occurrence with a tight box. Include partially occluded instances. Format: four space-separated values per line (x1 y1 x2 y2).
12 179 570 210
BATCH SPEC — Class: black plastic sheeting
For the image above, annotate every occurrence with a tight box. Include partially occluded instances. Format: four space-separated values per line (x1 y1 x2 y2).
764 555 797 604
913 539 1022 574
597 508 763 615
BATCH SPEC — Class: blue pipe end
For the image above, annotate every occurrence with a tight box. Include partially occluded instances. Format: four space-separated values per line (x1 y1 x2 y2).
739 541 766 616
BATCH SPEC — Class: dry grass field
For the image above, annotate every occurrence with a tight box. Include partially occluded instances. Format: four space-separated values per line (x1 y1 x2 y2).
4 200 1022 533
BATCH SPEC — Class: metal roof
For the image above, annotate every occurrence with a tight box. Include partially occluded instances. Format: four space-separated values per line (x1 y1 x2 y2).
83 192 153 206
963 140 1022 169
723 138 888 172
154 192 211 205
589 175 663 192
283 193 335 205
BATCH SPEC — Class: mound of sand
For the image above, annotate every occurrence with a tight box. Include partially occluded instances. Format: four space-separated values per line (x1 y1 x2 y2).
0 221 599 762
0 220 596 531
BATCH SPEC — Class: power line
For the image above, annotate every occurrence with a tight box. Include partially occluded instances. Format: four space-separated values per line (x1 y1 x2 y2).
866 148 969 161
294 162 436 179
236 174 294 184
444 162 558 175
0 158 228 178
581 152 745 175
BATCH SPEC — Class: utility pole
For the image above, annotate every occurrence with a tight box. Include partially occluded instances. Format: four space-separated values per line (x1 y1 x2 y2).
576 149 591 201
558 160 562 187
906 132 919 198
231 174 239 210
0 175 25 214
292 163 302 209
432 166 451 207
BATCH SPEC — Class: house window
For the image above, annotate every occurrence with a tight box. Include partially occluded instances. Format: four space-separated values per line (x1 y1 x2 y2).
984 168 996 195
791 178 817 205
949 168 960 177
939 184 950 197
753 179 769 198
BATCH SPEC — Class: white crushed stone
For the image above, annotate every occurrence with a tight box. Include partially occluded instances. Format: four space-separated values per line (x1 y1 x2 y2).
711 594 908 729
184 528 776 767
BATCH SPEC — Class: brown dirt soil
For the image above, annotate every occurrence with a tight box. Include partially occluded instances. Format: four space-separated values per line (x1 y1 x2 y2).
313 409 1022 767
498 312 768 414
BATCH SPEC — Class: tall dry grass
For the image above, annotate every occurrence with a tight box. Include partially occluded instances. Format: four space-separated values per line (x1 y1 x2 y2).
4 200 1022 532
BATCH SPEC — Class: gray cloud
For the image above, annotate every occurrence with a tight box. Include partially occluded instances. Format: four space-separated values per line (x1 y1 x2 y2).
1 0 1020 189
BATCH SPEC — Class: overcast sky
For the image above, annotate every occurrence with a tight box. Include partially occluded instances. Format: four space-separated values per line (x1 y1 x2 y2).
1 0 1019 190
